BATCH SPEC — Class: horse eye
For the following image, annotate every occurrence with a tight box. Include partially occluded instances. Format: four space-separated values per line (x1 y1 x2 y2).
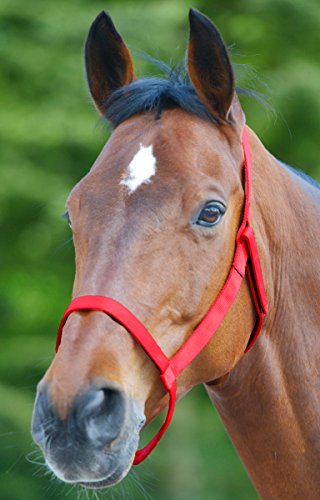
196 202 225 227
63 210 72 227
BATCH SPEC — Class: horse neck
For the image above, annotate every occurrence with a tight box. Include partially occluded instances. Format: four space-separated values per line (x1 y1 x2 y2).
206 128 320 498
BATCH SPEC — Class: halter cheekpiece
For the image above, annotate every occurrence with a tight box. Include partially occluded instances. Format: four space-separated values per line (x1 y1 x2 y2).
55 126 268 465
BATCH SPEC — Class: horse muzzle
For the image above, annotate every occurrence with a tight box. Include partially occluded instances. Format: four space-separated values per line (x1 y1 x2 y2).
31 378 145 488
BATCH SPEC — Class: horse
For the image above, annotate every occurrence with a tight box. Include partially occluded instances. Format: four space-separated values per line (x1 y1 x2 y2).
31 8 320 498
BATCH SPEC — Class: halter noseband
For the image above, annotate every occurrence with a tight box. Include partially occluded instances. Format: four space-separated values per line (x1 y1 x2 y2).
55 126 268 465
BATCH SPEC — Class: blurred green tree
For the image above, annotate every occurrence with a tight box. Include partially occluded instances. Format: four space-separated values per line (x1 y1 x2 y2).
0 0 319 498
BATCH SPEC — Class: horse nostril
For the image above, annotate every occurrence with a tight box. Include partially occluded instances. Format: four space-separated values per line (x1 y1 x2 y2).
78 386 126 447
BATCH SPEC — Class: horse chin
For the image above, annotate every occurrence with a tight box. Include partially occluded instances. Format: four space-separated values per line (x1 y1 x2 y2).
45 438 137 490
78 460 133 489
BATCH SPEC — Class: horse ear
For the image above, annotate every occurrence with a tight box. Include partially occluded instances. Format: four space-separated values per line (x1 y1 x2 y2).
85 11 136 115
187 9 235 121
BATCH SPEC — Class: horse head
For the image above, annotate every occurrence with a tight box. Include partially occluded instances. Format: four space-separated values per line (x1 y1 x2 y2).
32 9 258 488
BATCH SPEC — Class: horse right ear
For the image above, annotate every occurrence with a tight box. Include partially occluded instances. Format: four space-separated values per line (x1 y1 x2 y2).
85 11 136 115
187 9 235 122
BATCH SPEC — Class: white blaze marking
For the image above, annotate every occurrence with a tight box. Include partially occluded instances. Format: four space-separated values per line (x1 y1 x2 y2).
121 144 157 193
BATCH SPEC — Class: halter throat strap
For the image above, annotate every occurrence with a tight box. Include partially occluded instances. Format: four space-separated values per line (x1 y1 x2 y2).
55 126 268 465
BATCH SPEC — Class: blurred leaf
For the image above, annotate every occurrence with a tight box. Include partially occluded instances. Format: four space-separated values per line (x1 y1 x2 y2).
1 0 319 498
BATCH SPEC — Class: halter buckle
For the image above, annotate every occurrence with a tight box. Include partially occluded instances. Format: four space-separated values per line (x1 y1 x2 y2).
160 365 176 390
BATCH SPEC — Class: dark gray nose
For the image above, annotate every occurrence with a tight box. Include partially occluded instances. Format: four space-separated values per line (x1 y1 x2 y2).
32 382 126 456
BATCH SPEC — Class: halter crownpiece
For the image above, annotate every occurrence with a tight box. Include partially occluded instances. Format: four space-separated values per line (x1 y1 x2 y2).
56 126 268 465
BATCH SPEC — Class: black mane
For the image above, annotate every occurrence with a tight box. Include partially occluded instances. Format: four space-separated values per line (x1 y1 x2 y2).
104 61 216 127
104 59 261 127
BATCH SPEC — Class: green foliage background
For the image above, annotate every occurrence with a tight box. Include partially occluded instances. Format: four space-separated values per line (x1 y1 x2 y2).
0 0 319 499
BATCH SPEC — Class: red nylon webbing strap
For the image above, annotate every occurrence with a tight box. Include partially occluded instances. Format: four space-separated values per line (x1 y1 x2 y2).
55 126 268 464
169 244 248 377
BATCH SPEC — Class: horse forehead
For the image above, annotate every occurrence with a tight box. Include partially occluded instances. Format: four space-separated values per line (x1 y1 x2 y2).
70 111 236 206
120 144 157 194
102 112 229 179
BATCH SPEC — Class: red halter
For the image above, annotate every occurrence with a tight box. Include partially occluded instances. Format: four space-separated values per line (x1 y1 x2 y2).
56 126 268 465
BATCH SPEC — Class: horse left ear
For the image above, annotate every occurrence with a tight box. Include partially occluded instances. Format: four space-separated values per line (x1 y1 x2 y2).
85 11 136 116
188 9 241 124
